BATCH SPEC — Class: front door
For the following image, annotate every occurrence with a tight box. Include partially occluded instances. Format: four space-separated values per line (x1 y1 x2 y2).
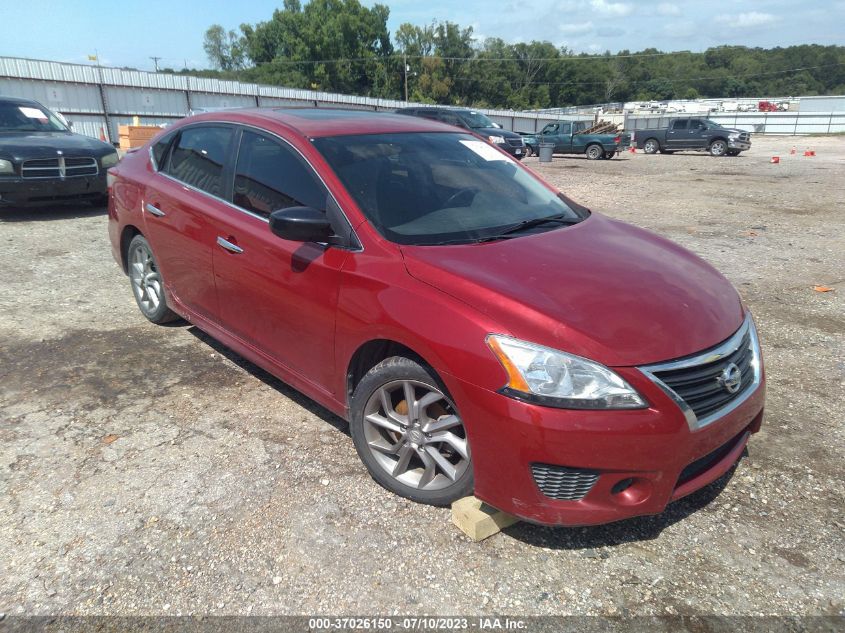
210 128 350 392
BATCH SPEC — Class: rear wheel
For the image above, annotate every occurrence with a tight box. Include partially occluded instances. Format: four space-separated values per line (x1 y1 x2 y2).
127 235 179 324
350 356 473 506
585 144 603 160
643 138 660 154
709 139 728 156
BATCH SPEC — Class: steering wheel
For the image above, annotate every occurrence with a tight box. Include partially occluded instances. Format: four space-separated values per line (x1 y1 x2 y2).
443 188 478 208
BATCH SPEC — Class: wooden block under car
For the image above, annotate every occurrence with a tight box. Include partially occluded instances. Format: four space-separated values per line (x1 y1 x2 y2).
451 496 519 541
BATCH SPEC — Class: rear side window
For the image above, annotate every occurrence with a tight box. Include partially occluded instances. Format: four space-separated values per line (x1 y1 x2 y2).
233 130 326 218
671 120 688 130
166 126 233 197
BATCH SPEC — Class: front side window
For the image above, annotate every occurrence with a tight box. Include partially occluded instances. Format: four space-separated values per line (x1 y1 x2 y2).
233 130 326 218
166 126 233 197
314 132 587 246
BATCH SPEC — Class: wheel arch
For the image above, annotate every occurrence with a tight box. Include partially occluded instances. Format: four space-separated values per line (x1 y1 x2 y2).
346 338 433 408
119 224 143 273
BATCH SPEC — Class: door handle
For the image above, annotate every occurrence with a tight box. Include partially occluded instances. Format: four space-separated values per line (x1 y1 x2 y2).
145 203 166 217
216 236 243 254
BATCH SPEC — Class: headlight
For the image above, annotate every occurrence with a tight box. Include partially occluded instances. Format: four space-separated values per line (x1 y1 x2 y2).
486 335 646 409
487 135 506 144
0 158 14 174
101 151 119 168
729 132 740 139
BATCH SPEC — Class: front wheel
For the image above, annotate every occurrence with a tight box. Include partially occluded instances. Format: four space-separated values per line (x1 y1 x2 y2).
643 138 660 154
350 356 473 506
127 234 179 324
585 144 603 160
709 139 728 156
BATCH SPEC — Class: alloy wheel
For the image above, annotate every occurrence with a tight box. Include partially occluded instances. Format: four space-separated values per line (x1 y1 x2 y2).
129 242 163 314
362 379 470 491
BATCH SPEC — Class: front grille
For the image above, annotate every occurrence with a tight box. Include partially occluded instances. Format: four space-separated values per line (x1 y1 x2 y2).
531 464 599 501
21 156 98 179
652 330 755 420
506 137 525 148
677 430 746 486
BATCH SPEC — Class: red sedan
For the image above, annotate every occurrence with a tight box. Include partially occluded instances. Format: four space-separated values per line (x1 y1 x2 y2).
107 109 765 526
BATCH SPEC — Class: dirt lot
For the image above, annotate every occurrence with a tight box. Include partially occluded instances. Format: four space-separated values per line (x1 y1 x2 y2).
1 135 843 617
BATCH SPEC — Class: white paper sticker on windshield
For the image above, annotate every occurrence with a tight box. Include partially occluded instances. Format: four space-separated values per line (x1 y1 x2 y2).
19 107 48 120
459 139 508 161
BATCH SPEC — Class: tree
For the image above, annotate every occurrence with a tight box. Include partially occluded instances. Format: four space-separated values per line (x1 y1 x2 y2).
203 25 247 72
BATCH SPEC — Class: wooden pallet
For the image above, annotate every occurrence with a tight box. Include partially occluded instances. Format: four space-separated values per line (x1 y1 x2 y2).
576 120 621 135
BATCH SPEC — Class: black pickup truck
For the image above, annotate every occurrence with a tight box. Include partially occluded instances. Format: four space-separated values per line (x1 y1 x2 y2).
632 118 751 156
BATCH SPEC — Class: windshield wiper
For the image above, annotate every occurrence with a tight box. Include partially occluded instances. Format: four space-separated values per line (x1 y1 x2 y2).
476 214 579 241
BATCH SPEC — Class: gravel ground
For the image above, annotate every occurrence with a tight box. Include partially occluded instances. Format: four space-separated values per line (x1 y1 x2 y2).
0 135 843 617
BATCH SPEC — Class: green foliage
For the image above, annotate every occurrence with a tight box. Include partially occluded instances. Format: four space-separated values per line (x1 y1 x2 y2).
199 5 845 108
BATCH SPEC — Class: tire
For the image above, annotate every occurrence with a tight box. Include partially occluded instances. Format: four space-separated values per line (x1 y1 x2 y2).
585 144 603 160
127 234 179 324
709 139 728 157
350 356 473 506
643 138 660 154
523 145 534 158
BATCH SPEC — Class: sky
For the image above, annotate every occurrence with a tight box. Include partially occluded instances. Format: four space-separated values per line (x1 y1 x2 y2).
0 0 843 71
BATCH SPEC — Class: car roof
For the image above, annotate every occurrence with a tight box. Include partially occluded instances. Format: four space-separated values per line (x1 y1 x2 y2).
0 95 42 107
183 107 459 138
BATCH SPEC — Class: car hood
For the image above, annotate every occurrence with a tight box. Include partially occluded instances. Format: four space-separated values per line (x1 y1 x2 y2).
400 213 744 367
473 127 522 139
0 131 114 160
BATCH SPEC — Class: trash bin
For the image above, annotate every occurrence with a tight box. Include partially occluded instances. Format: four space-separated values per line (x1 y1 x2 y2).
538 143 554 162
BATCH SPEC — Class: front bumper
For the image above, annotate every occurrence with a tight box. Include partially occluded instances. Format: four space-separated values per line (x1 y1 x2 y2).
445 365 765 527
728 138 751 151
0 172 107 206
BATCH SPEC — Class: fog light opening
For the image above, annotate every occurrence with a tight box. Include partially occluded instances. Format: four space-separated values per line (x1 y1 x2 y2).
611 478 634 495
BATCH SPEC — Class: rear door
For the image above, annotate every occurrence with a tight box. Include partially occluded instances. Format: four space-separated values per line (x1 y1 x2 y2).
210 127 350 391
665 119 689 149
143 124 235 321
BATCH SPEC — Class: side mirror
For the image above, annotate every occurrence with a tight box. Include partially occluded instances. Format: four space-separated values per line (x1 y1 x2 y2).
269 206 333 243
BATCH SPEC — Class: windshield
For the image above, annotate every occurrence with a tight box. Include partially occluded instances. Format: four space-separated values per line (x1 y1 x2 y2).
704 119 723 129
459 111 496 129
0 102 68 132
313 132 587 246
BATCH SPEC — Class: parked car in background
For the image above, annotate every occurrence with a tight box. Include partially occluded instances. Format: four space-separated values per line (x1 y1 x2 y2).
108 108 765 526
522 120 629 159
0 96 118 207
396 106 525 159
633 118 752 156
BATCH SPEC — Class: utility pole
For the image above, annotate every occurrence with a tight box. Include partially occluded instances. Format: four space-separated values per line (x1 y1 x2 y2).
403 53 408 102
150 56 162 72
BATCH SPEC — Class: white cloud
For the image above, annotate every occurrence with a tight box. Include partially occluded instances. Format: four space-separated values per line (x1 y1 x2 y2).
589 0 633 17
559 20 595 35
716 11 778 28
657 3 681 16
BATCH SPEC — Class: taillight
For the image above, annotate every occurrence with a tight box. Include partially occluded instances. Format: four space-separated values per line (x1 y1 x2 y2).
614 135 621 144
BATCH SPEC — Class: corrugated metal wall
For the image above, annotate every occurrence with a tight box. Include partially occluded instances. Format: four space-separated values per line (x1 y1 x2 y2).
0 56 568 142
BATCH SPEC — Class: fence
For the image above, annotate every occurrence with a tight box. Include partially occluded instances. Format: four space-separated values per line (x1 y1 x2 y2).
0 56 580 142
624 111 845 135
